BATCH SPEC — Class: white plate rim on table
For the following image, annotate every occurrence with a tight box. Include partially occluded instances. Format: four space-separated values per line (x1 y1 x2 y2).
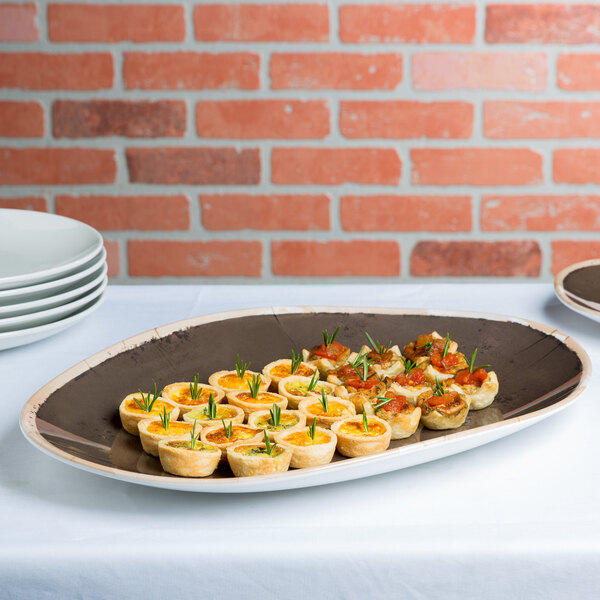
20 306 591 494
555 258 600 324
0 209 103 290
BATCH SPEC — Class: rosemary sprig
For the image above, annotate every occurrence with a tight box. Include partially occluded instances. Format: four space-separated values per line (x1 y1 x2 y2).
468 348 491 373
364 331 391 356
221 417 233 439
362 406 369 433
441 333 451 358
189 422 198 450
189 373 202 400
290 349 302 374
270 403 281 427
319 388 329 413
433 378 445 397
350 350 369 368
207 393 217 420
235 354 250 379
373 396 393 410
322 326 340 346
351 354 372 382
402 357 417 373
307 370 320 392
416 340 433 352
308 419 316 440
133 381 162 413
159 406 170 430
263 430 277 457
247 374 262 398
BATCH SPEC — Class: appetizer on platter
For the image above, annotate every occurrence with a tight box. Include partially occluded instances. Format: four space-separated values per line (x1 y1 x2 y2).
182 394 245 427
209 355 271 393
302 327 352 377
278 372 336 409
162 376 224 416
450 349 499 410
417 381 469 430
200 420 263 457
226 432 292 477
365 392 421 440
262 351 317 390
298 390 356 429
274 421 337 469
389 359 430 405
138 408 194 457
423 333 469 384
331 412 392 457
351 332 404 379
403 331 459 368
119 384 179 436
247 405 306 441
226 374 288 417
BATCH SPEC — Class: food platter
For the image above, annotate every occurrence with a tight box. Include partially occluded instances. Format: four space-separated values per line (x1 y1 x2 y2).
20 307 590 493
555 259 600 324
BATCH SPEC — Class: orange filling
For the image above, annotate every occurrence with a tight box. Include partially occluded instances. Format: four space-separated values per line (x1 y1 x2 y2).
283 430 331 446
338 420 386 437
146 421 192 436
125 398 175 416
218 373 256 390
306 400 349 417
270 363 314 378
235 392 281 405
206 426 258 445
167 386 214 406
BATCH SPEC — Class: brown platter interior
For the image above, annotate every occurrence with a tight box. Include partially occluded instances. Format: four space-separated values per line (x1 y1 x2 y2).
563 264 600 308
35 311 583 478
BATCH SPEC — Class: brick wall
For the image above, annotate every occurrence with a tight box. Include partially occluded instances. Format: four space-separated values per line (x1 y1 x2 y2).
1 1 600 282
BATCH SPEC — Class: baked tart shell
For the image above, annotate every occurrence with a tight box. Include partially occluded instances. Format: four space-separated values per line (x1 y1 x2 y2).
331 415 392 457
226 443 292 477
158 439 221 477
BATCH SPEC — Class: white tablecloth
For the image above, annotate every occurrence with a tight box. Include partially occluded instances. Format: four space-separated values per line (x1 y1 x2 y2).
2 284 599 599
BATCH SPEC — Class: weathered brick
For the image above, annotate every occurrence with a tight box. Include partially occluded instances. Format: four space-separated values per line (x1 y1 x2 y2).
128 240 262 277
413 52 546 91
104 240 120 278
0 101 44 138
56 195 190 230
201 194 330 230
340 101 473 139
411 148 542 186
196 100 329 139
272 148 401 185
0 3 38 42
270 53 402 90
554 149 600 183
194 4 329 42
552 241 600 274
0 148 116 185
126 148 260 185
340 196 471 231
558 54 600 90
0 197 47 211
124 52 259 90
272 241 400 277
411 241 541 277
340 4 476 44
48 4 185 42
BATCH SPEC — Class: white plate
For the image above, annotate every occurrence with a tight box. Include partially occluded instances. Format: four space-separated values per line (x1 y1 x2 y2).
0 277 107 333
0 263 107 317
0 289 106 351
555 259 600 324
0 209 103 290
0 247 106 305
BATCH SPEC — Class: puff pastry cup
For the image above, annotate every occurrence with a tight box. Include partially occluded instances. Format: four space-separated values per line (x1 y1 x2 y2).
403 331 459 368
226 442 292 477
302 329 352 377
274 426 337 469
119 393 179 436
450 369 499 411
388 366 430 405
158 438 221 477
247 409 306 441
278 375 336 409
138 418 194 457
424 351 469 384
349 341 405 380
262 358 317 390
327 364 387 413
182 403 245 427
298 395 356 429
364 393 421 440
161 381 225 416
417 389 469 430
331 415 392 457
209 369 271 394
226 389 288 417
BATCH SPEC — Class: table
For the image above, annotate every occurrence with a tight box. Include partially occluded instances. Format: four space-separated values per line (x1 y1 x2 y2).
2 284 599 599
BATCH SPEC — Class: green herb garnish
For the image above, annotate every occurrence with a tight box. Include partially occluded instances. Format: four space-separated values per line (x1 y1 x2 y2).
263 430 277 457
322 326 340 346
308 419 316 440
319 388 329 413
402 357 417 373
351 353 372 382
269 403 281 427
133 381 162 413
189 422 198 450
350 350 369 368
159 406 170 430
468 348 491 374
416 340 433 352
441 333 451 358
364 331 391 356
290 350 302 375
189 373 202 400
207 393 217 420
247 373 262 398
362 406 369 433
307 370 320 392
433 378 445 397
373 396 393 410
221 417 233 439
235 354 250 379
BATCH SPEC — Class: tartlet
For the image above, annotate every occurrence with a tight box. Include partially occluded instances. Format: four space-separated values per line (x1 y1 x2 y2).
403 331 459 368
278 375 336 409
262 358 317 391
161 381 224 416
226 389 288 417
302 328 352 377
417 389 469 430
138 417 194 457
365 393 421 440
200 423 263 456
450 369 499 410
208 369 271 394
182 402 245 427
158 437 221 477
274 426 337 469
298 395 356 429
424 351 469 384
331 415 392 457
247 409 306 441
350 341 404 380
119 392 179 436
226 441 292 477
389 366 430 405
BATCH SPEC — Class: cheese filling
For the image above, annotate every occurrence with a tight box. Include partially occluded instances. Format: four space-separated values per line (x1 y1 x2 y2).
218 373 256 390
186 405 238 421
283 430 331 446
146 421 192 436
306 400 349 417
235 392 281 405
338 420 386 437
254 413 299 431
206 426 258 445
234 445 285 458
271 364 314 378
167 440 218 452
125 398 175 416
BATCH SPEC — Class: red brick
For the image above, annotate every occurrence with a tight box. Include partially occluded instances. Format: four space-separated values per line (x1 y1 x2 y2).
53 100 186 138
554 150 600 184
411 149 542 186
272 241 400 277
48 4 184 42
486 4 600 44
123 52 259 90
196 100 329 139
194 4 329 42
552 241 600 274
0 3 37 42
0 53 113 90
201 194 330 231
126 148 260 185
340 196 471 231
558 54 600 90
485 101 600 139
55 195 190 231
413 52 546 91
0 197 47 211
340 101 473 139
482 196 600 231
411 241 541 277
0 101 43 138
0 148 116 185
104 240 120 278
270 53 402 90
340 4 476 44
272 148 401 185
128 240 262 277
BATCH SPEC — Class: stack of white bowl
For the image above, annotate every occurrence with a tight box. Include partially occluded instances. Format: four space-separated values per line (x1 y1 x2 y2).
0 209 108 351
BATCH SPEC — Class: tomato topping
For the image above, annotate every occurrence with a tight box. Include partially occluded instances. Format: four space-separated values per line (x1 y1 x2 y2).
345 376 380 390
335 364 358 380
378 393 410 413
311 340 347 361
430 352 460 371
455 368 488 387
395 368 426 387
427 390 460 407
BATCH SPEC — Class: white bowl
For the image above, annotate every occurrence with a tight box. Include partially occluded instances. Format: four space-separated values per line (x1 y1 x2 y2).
0 209 103 290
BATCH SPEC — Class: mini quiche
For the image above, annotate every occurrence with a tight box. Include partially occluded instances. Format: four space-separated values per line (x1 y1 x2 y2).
119 392 179 436
450 367 499 411
158 436 221 477
209 357 271 394
274 426 337 469
138 417 194 457
389 363 430 405
403 331 459 368
226 389 288 417
417 389 469 430
278 374 336 409
200 423 263 457
226 440 292 477
247 408 306 441
331 414 392 458
365 393 421 440
302 327 352 377
298 395 356 429
182 402 244 428
262 356 317 391
161 380 225 416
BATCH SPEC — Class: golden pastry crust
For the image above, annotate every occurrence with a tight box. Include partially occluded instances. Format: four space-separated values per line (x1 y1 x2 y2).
349 344 405 380
247 409 306 441
387 381 431 406
161 382 224 416
262 359 317 391
417 390 469 430
138 418 194 457
200 423 263 456
182 403 245 427
403 331 459 368
274 426 337 469
364 397 421 440
424 352 469 384
119 393 180 436
331 415 392 457
333 381 387 413
158 439 221 477
298 396 356 429
226 443 292 477
226 389 288 417
278 375 336 409
451 370 499 411
208 370 271 394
